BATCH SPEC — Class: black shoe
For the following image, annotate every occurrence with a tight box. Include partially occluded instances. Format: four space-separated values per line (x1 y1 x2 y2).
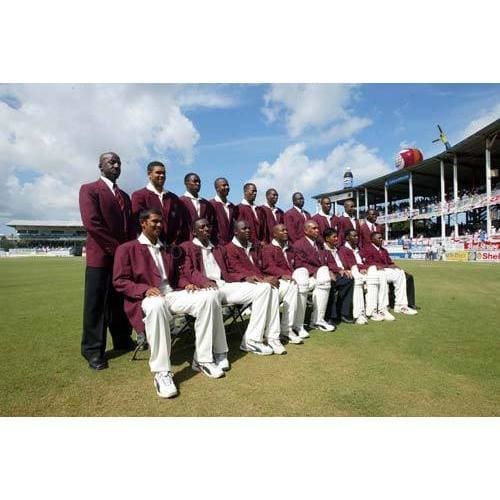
88 354 108 370
341 316 354 324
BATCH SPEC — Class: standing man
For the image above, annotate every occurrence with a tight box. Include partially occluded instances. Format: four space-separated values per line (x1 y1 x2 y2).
225 220 284 355
292 220 335 332
359 209 384 249
312 196 340 244
131 160 186 245
337 199 362 246
260 188 285 243
322 228 355 325
237 182 267 245
179 173 216 240
284 192 312 243
79 152 135 370
113 209 228 398
209 177 238 246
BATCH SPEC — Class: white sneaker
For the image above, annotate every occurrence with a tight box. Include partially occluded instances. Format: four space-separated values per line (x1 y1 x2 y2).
394 306 418 315
214 352 230 371
240 339 274 355
192 359 225 378
154 371 178 398
311 319 336 332
379 309 395 321
355 315 368 325
292 326 310 339
280 330 303 344
268 339 287 355
369 312 385 322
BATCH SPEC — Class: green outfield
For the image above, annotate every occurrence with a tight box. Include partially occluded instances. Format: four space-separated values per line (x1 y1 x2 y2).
0 257 498 417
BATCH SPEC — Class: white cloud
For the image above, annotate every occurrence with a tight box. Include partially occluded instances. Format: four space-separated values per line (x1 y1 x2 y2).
262 84 370 142
0 84 233 222
249 141 391 210
462 102 500 138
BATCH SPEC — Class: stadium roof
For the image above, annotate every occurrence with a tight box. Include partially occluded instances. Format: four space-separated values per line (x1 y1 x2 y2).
313 119 500 205
7 220 83 228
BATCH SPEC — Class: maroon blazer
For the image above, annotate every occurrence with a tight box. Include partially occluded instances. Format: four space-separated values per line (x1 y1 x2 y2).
131 187 185 245
283 207 312 243
360 243 394 268
323 246 344 274
179 195 216 240
259 205 285 243
224 241 264 282
337 215 362 246
113 239 181 333
292 237 329 276
359 221 385 248
209 198 238 246
312 213 340 243
338 244 369 271
261 243 294 278
178 240 231 288
236 204 266 244
79 179 134 268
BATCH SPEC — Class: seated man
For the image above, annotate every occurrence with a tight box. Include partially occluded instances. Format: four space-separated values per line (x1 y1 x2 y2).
180 218 288 357
338 229 393 324
113 208 228 399
361 232 417 315
292 220 335 333
322 228 355 325
261 224 306 344
225 220 285 355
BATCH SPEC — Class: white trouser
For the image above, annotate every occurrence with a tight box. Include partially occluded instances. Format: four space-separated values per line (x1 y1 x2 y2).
141 289 227 373
292 266 331 326
218 281 279 341
384 267 408 307
351 266 388 318
278 278 299 333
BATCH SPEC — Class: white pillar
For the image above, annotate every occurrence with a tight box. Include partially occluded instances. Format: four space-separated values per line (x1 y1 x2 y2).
440 159 446 241
333 201 337 217
409 172 414 238
356 191 360 219
485 134 497 237
453 154 458 237
364 187 368 210
384 182 389 240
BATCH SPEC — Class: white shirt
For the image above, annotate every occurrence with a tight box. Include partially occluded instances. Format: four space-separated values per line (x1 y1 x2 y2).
183 191 201 216
192 237 224 285
214 194 231 220
294 205 307 219
318 212 332 226
365 220 376 232
146 182 168 204
240 198 258 219
100 176 117 195
138 233 173 294
272 238 291 266
345 241 363 265
343 212 357 229
325 244 344 269
264 203 279 222
232 236 254 264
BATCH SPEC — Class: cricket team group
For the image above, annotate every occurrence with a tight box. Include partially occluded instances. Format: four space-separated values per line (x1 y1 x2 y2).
79 152 418 399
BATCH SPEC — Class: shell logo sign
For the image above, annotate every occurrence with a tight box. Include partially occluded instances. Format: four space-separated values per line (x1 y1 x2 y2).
394 148 424 169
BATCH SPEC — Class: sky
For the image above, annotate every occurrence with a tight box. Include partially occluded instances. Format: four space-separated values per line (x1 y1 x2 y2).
1 83 499 235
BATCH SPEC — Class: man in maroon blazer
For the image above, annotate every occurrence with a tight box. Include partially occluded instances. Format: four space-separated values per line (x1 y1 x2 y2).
180 218 285 357
179 172 216 241
283 192 312 243
113 209 228 398
236 182 267 245
337 199 362 247
79 152 135 370
361 232 417 315
359 209 384 249
312 196 340 244
225 220 284 355
209 177 238 246
259 188 285 243
131 160 186 246
292 220 335 332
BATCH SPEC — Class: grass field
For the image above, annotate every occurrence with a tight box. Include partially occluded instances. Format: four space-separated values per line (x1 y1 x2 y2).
0 257 499 417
